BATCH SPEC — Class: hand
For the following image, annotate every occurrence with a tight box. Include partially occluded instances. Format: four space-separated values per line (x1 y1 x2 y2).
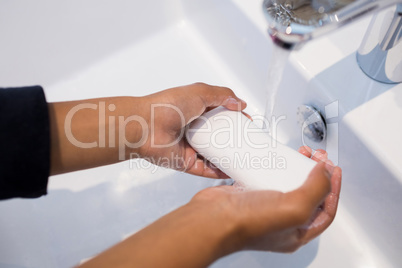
48 83 245 176
136 83 247 178
189 147 342 253
80 147 342 268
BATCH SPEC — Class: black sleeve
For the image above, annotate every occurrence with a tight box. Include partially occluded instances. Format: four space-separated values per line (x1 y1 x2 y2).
0 86 50 200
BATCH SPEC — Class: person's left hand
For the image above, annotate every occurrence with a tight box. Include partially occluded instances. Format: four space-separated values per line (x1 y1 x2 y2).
79 147 341 268
134 83 247 178
190 147 342 253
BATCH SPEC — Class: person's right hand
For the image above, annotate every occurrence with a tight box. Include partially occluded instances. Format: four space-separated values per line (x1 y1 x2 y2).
190 147 342 253
133 83 247 178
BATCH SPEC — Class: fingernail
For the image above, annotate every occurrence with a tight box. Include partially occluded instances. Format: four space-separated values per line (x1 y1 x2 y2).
313 150 327 161
226 97 239 106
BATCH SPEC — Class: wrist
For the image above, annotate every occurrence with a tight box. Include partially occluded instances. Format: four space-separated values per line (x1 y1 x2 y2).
185 196 245 259
81 198 243 268
116 96 149 160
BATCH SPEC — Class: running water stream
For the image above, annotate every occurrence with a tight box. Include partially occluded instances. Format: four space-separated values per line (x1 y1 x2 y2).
263 45 290 133
262 0 355 131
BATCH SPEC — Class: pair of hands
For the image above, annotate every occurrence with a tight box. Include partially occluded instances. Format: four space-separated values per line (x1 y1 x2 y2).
79 83 342 268
49 82 341 266
135 83 342 253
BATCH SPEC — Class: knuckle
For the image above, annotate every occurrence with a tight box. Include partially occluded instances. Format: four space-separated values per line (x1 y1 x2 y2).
220 86 235 96
193 82 207 87
192 82 213 96
192 82 210 93
191 83 236 98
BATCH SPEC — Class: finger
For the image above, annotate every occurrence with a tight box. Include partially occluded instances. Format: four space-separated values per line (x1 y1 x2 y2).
294 162 332 210
204 107 252 121
298 146 312 158
312 149 328 162
188 158 230 179
193 83 247 111
299 166 342 242
281 162 331 227
203 159 230 179
222 96 247 111
323 166 342 218
182 146 229 179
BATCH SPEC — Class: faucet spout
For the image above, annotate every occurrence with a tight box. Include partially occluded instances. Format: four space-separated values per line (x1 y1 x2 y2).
263 0 402 83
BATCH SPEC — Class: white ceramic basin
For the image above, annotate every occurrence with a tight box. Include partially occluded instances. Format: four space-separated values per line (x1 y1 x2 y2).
1 0 401 267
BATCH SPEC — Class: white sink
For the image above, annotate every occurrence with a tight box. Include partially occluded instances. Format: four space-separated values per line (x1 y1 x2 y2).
1 0 401 267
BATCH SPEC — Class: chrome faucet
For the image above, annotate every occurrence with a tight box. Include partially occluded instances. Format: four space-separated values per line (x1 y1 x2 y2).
262 0 402 83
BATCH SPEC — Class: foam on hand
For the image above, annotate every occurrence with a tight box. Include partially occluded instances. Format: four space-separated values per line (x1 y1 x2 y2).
186 107 317 192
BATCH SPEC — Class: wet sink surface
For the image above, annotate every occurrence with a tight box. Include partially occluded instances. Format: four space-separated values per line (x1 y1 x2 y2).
0 0 401 267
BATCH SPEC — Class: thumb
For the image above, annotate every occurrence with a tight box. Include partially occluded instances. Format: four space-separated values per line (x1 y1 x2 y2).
281 162 331 227
297 161 332 209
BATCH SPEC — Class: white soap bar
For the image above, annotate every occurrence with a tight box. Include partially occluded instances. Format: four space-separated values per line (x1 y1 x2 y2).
186 107 316 192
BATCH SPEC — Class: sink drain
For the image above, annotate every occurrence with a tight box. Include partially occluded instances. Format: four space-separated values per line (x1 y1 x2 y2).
297 105 326 142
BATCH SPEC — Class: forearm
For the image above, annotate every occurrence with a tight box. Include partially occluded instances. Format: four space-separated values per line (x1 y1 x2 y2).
49 97 145 175
79 202 239 268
